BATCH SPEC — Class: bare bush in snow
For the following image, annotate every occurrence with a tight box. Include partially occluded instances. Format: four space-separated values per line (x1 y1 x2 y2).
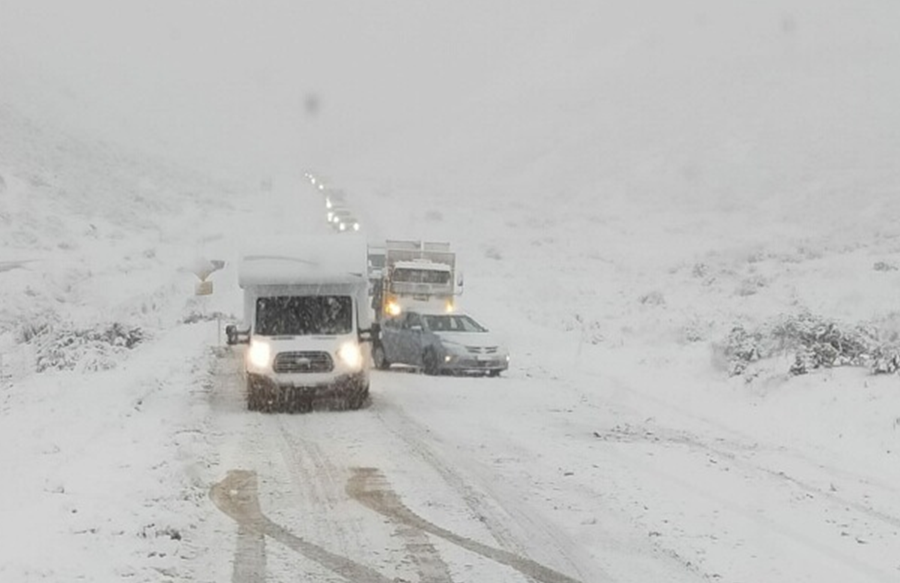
720 313 900 377
639 291 665 306
33 322 145 373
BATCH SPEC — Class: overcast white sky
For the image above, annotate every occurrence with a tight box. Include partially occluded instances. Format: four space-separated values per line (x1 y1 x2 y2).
0 0 557 179
2 0 899 198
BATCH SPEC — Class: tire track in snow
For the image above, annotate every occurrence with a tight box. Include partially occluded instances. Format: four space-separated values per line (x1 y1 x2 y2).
372 397 607 582
210 470 395 583
347 467 455 583
276 424 364 561
277 423 454 583
347 467 585 583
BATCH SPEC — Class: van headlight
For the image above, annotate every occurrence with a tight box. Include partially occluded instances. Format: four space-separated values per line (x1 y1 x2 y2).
338 342 363 369
248 340 272 368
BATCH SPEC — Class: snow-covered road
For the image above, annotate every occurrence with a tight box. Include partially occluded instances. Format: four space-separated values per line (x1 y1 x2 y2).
191 337 900 583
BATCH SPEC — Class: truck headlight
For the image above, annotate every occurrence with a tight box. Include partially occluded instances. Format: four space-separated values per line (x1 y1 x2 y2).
248 340 271 368
338 342 363 369
386 301 402 316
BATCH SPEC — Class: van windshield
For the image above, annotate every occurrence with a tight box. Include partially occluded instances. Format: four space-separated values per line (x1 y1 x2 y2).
255 296 352 336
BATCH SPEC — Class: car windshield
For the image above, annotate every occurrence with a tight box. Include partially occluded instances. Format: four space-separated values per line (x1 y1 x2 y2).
423 314 487 333
255 296 352 336
392 268 451 284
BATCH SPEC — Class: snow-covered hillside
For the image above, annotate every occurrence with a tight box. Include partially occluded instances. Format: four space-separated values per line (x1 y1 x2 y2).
2 0 900 581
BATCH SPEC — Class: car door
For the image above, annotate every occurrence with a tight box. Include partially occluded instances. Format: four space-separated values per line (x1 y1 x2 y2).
379 315 404 363
401 312 426 366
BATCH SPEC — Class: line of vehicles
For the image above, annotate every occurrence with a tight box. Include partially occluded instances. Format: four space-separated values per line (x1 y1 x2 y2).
305 172 361 233
225 175 509 412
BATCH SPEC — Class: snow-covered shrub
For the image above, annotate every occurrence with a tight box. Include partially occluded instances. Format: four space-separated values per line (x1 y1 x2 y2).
720 313 900 377
639 291 665 306
33 323 145 373
181 310 230 324
681 319 710 343
720 326 763 375
483 245 503 260
735 274 767 297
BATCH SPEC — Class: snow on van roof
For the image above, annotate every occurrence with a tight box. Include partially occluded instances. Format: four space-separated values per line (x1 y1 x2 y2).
238 234 367 288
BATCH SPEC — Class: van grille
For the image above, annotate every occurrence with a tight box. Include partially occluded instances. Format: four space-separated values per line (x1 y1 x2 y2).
273 351 334 373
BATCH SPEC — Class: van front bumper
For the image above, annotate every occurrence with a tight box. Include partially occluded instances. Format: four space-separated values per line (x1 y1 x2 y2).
248 371 368 397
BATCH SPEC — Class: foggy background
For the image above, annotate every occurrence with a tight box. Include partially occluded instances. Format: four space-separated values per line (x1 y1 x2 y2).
2 0 899 201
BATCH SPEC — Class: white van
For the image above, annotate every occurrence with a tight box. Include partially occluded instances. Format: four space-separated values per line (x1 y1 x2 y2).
226 235 372 412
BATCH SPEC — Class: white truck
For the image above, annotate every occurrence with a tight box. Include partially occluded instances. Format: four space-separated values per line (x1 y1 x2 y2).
369 240 462 322
226 234 372 412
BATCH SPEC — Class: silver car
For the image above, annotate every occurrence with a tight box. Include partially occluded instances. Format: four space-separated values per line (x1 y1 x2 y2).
373 310 509 376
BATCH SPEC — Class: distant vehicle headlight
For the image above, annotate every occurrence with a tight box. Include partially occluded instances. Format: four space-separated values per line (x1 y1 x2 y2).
386 301 402 316
353 222 360 231
248 340 271 368
338 342 363 369
339 222 347 231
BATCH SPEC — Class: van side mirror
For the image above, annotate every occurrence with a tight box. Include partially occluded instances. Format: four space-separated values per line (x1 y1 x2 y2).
225 324 251 345
358 328 374 343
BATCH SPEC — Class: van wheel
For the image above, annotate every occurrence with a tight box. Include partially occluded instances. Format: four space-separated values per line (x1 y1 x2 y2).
373 343 391 370
423 349 440 376
349 385 369 410
247 378 262 411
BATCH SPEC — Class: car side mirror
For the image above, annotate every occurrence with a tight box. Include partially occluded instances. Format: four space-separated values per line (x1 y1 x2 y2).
358 328 374 343
225 324 251 345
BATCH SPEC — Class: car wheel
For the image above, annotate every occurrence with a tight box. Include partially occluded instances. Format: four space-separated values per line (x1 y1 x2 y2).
423 349 440 376
487 370 502 378
373 343 391 370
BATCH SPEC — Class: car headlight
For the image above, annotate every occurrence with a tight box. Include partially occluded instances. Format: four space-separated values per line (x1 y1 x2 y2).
248 340 271 368
353 222 360 231
339 222 347 231
386 301 402 316
338 342 363 369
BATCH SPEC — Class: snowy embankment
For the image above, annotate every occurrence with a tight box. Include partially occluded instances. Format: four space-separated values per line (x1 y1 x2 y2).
0 105 246 582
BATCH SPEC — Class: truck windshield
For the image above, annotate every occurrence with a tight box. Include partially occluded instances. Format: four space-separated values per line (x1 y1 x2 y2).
255 296 352 336
392 268 451 284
